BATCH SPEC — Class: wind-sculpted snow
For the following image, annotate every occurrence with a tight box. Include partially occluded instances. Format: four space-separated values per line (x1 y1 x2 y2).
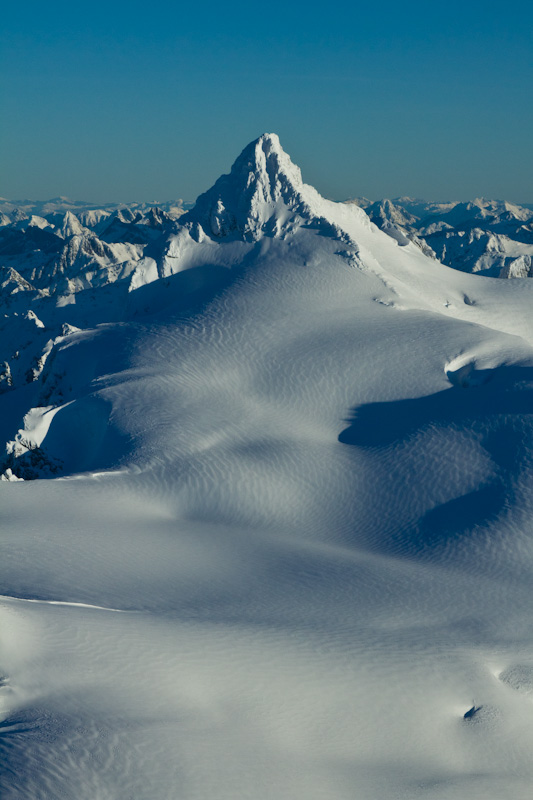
3 136 533 798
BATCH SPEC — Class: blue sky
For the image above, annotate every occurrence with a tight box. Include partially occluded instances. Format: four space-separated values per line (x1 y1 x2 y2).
2 0 532 203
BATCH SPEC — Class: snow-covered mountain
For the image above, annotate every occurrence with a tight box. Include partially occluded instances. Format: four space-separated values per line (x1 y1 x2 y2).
0 201 190 397
362 196 533 276
3 135 533 799
0 196 191 221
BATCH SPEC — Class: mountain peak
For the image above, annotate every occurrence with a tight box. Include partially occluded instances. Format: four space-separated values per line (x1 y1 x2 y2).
232 132 301 184
184 133 317 240
58 210 90 239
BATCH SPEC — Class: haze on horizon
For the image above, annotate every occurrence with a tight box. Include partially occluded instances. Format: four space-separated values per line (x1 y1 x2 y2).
1 0 532 205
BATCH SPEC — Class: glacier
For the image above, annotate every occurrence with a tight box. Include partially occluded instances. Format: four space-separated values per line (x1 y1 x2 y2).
2 134 533 799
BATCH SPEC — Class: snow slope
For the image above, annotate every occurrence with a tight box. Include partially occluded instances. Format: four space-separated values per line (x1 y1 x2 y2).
3 134 533 799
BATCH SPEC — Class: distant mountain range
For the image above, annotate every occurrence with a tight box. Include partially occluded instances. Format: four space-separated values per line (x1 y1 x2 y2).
349 196 533 277
2 194 532 304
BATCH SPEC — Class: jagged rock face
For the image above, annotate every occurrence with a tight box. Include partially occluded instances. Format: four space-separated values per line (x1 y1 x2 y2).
141 207 173 229
500 254 533 278
57 210 90 239
366 198 418 229
57 232 113 269
0 267 35 294
184 133 322 240
0 308 51 397
147 134 374 290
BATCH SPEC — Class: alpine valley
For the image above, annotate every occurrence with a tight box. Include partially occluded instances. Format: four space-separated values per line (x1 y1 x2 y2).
2 135 533 800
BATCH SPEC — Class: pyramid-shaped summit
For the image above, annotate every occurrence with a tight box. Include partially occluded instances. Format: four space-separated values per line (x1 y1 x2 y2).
185 133 323 240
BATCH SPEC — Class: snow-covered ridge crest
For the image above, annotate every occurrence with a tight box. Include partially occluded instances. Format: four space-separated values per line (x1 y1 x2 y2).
184 133 338 241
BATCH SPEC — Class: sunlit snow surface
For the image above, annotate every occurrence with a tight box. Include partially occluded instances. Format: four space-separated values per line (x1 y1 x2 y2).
3 135 533 799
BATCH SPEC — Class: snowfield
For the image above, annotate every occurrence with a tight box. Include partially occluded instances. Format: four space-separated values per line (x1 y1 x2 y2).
2 134 533 799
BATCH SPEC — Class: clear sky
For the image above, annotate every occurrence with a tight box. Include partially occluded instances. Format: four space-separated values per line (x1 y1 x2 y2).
2 0 532 204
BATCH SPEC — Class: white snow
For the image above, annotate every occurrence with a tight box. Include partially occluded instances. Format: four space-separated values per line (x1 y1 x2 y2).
364 196 533 277
2 134 533 799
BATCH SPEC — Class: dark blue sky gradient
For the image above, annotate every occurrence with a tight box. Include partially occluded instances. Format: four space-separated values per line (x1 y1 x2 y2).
2 0 532 203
